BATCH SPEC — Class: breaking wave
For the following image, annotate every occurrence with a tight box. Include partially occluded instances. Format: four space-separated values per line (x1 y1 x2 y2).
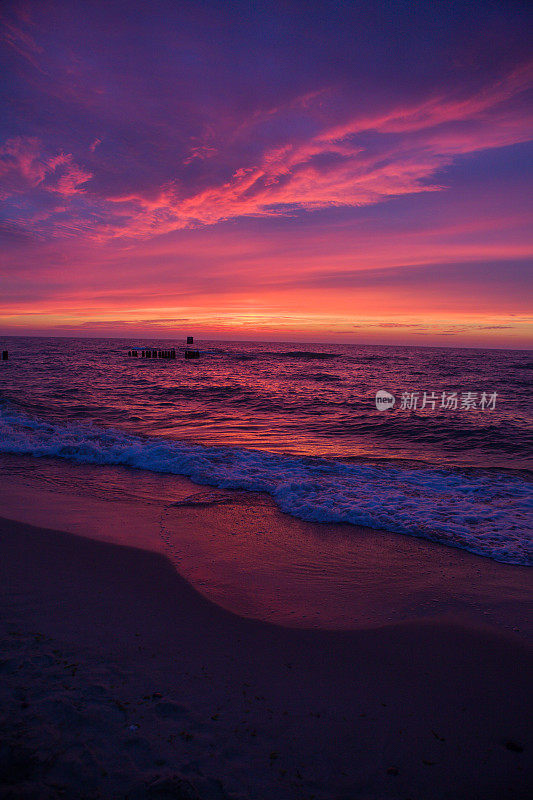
1 404 531 566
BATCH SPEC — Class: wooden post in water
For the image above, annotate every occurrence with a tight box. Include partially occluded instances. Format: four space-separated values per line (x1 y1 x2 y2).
185 333 199 359
136 346 174 360
2 350 8 360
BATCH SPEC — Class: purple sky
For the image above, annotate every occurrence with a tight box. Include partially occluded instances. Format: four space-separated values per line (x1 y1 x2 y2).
1 0 532 346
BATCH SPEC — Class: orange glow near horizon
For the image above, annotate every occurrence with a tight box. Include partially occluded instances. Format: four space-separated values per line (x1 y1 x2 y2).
1 305 531 348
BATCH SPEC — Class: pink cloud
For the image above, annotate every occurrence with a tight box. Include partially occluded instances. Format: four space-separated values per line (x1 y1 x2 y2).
1 62 531 242
0 13 43 71
0 137 92 197
91 63 532 240
183 144 218 165
47 157 93 196
321 61 533 139
0 136 49 191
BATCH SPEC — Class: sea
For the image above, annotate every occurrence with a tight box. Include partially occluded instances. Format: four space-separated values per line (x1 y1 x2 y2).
0 336 531 566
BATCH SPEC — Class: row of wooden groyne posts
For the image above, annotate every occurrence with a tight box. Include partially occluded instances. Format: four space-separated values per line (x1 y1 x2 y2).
0 338 200 362
128 336 200 360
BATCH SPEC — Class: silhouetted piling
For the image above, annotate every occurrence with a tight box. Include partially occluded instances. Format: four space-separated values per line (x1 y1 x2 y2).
130 346 177 360
2 350 8 360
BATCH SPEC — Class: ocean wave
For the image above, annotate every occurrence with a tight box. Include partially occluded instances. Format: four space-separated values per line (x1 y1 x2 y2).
230 350 339 361
318 413 533 449
152 385 244 400
275 350 338 360
0 405 531 566
310 373 344 383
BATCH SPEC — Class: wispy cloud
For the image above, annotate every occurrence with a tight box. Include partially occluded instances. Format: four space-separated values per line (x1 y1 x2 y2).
1 60 531 240
1 11 43 71
0 137 92 199
96 67 531 239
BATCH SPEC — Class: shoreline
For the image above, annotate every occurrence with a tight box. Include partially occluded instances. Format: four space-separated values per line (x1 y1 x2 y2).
0 453 531 635
0 456 532 798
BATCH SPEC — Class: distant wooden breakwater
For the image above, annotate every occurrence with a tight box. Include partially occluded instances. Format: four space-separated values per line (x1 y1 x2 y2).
128 336 200 360
0 342 200 362
128 348 176 358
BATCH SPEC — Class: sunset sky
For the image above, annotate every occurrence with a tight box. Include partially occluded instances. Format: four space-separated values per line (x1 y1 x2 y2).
1 0 532 347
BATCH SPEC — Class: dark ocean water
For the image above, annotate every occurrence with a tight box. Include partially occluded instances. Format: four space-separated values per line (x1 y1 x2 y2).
0 336 531 564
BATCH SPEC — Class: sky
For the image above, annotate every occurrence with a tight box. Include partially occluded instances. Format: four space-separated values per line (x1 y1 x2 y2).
0 0 532 347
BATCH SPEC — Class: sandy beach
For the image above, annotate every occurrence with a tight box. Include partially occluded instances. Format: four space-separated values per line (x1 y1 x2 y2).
1 461 532 799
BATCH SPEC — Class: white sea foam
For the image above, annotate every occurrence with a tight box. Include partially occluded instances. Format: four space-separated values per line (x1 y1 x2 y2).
1 406 531 565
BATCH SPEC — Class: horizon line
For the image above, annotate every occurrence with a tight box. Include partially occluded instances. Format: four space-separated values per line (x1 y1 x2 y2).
1 332 531 352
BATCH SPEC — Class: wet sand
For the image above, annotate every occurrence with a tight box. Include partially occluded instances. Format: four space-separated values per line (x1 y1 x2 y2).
0 459 532 798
